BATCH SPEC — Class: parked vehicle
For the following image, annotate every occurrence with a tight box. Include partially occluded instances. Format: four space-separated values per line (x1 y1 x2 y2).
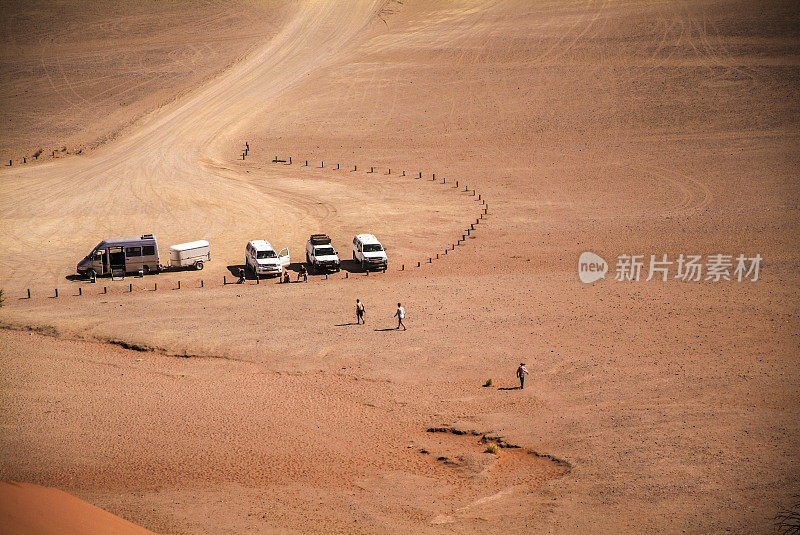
169 240 210 270
352 234 388 271
305 234 340 273
245 240 289 278
77 234 159 278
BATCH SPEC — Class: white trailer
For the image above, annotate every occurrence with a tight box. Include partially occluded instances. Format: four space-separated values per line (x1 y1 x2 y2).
169 240 210 270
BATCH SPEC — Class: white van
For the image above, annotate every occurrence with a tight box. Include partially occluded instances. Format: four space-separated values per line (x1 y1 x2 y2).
77 234 160 278
352 234 388 271
246 240 290 278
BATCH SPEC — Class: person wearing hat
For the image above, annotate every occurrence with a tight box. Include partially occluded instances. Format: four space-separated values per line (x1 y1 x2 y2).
516 363 529 389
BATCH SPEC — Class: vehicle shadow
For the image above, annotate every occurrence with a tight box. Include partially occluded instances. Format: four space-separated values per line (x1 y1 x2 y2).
374 328 399 332
226 264 252 280
340 259 363 273
65 274 87 282
498 387 521 391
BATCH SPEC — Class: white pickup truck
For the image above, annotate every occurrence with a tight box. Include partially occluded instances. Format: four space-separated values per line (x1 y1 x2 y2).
305 234 340 274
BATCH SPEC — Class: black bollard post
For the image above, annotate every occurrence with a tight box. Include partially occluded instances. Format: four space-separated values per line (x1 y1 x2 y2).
289 156 292 164
337 163 340 169
417 172 421 179
201 280 204 288
321 161 324 168
256 277 259 285
54 288 58 298
305 160 308 166
354 165 357 171
78 287 82 296
388 168 391 174
456 180 459 187
129 283 133 292
23 157 26 163
178 280 181 290
402 171 405 176
370 166 373 173
27 288 30 299
103 286 107 294
417 261 421 267
224 275 227 285
345 272 349 278
432 173 435 181
155 282 158 291
242 153 246 160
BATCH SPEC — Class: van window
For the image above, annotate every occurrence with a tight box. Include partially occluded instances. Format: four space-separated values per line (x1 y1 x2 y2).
363 244 383 252
126 247 142 257
256 250 277 259
142 245 156 256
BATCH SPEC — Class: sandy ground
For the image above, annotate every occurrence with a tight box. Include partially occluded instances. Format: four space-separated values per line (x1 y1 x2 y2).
1 0 799 533
0 481 157 535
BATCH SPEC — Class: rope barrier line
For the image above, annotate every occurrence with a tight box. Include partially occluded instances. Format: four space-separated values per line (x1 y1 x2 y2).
15 151 491 300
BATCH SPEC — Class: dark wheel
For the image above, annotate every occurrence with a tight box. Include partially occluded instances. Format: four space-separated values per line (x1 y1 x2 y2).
143 265 151 275
195 260 204 270
86 268 96 281
361 260 367 272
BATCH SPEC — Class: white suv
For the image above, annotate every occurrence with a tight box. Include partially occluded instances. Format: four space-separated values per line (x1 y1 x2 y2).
245 240 289 278
305 234 341 273
352 234 388 271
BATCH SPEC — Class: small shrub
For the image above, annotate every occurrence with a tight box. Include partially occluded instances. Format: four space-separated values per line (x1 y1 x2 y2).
484 442 501 454
483 378 493 387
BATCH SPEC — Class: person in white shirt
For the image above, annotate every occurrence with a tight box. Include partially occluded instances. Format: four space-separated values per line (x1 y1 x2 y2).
516 363 529 389
394 303 406 330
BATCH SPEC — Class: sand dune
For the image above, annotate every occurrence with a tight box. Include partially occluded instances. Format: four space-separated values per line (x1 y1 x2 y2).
1 0 798 533
0 481 156 535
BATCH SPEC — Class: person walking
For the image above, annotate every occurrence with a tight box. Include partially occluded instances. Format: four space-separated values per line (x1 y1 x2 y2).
394 302 406 330
516 363 529 389
356 299 365 324
298 264 308 282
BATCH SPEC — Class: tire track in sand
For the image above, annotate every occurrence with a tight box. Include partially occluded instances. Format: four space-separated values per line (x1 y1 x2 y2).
0 1 383 288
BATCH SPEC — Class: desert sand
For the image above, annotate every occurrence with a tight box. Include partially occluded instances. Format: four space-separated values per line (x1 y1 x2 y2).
1 0 799 533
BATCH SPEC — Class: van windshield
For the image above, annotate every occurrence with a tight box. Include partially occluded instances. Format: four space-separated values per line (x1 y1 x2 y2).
315 247 336 256
363 244 383 252
256 250 277 259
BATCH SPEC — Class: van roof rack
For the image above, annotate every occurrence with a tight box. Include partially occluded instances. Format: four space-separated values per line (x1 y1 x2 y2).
309 234 331 245
140 234 155 239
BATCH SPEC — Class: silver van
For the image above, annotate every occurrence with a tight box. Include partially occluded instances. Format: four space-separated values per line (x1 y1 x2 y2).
77 234 160 278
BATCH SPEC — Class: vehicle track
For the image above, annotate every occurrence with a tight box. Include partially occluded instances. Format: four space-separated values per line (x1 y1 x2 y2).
0 1 384 290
